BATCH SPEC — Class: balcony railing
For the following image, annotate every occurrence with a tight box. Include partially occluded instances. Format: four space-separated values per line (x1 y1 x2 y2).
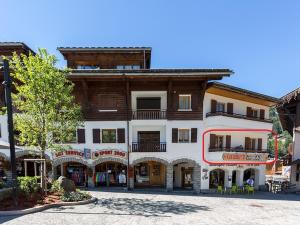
208 147 268 153
132 110 166 120
206 112 272 123
132 142 167 152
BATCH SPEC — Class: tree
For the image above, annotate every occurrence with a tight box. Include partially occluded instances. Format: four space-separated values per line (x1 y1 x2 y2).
9 49 83 190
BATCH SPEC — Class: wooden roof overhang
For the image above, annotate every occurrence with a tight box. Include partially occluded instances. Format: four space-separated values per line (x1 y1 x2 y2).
67 69 233 82
206 82 280 106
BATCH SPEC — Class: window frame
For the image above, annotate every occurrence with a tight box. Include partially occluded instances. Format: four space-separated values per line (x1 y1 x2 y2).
215 135 224 149
101 129 117 143
216 102 226 112
178 128 190 143
178 94 192 111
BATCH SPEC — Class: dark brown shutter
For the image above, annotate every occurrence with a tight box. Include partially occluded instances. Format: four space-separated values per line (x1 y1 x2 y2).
210 134 216 149
172 128 178 143
258 138 262 151
93 129 101 143
246 107 252 117
117 128 125 143
245 137 251 150
259 109 265 120
77 129 85 143
226 135 231 149
191 128 197 143
211 100 217 113
227 103 233 114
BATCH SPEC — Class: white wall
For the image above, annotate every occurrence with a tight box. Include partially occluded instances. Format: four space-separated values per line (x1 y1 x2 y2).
203 93 270 119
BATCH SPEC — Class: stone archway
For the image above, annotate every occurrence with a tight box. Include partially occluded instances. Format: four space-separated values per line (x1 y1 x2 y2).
15 150 51 160
209 168 225 189
131 157 169 166
170 158 201 193
131 157 169 189
52 157 90 167
92 157 127 167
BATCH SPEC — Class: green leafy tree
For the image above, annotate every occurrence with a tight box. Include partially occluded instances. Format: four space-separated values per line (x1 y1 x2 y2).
9 49 83 189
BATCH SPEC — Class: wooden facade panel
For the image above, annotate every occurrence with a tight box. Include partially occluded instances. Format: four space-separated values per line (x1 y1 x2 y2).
71 79 206 121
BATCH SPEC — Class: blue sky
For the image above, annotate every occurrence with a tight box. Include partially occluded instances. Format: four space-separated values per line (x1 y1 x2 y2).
2 0 300 98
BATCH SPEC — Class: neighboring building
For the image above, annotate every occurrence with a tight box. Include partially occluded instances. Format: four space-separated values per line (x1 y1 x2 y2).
277 88 300 189
0 44 279 192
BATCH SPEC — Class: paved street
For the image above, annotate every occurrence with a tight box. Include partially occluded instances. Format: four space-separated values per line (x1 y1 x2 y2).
1 190 300 225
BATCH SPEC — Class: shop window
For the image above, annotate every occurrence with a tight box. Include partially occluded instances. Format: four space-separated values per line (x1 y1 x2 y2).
102 129 116 143
216 102 225 112
178 129 190 143
178 95 191 111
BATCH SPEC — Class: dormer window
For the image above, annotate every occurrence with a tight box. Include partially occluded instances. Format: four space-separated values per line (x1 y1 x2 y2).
77 65 100 69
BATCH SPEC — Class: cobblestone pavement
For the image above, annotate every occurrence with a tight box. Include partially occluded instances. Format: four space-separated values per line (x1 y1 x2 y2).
1 189 300 225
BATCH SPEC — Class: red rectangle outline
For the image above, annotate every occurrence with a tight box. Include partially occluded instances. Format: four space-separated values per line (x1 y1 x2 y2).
202 128 278 165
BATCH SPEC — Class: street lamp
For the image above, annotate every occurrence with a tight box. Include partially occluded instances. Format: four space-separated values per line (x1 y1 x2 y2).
0 59 17 206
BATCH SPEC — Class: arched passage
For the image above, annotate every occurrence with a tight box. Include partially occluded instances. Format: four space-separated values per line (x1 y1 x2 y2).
53 157 90 187
171 158 199 190
209 169 225 188
93 157 127 187
132 157 169 188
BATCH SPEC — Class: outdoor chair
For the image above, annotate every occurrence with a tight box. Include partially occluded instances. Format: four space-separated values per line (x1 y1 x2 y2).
231 185 237 194
217 185 223 194
237 186 244 193
247 186 254 195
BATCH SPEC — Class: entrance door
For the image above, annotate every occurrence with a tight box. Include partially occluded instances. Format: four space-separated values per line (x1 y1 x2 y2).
182 167 193 189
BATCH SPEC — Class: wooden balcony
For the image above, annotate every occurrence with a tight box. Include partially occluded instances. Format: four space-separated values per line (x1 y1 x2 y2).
208 147 268 153
206 112 272 123
131 142 167 152
132 110 167 120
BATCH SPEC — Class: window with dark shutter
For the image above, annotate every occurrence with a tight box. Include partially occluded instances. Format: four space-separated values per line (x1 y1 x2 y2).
77 129 85 143
259 109 265 120
227 103 233 114
245 137 251 150
191 128 197 143
211 100 217 113
257 138 262 151
210 134 216 149
93 129 101 143
246 107 252 117
226 135 231 149
172 128 178 143
117 128 125 143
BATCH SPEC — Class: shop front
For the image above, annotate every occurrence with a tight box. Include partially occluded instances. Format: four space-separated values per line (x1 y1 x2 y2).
134 161 166 188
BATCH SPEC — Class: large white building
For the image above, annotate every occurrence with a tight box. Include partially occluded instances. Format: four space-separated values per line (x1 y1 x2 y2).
0 43 279 192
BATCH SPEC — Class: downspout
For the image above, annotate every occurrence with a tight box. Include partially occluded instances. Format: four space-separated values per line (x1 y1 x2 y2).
125 77 131 190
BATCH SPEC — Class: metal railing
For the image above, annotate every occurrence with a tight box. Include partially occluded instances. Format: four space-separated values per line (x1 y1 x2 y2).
132 142 167 152
208 147 268 153
132 110 167 120
206 112 272 123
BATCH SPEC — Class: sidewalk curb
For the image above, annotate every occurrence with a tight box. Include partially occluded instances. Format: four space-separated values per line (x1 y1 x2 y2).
0 197 97 216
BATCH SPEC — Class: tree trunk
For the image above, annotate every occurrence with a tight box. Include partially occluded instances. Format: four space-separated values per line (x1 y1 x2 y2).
40 150 46 194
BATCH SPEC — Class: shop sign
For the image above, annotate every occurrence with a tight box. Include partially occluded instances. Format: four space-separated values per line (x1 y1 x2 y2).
54 150 84 158
222 153 267 162
92 150 127 159
84 148 92 159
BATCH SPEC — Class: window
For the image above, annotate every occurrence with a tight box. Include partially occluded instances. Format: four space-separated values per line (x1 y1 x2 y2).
77 65 99 69
216 136 224 149
178 129 190 143
252 109 258 118
216 102 225 112
251 138 256 149
178 95 191 110
116 65 140 70
102 129 116 143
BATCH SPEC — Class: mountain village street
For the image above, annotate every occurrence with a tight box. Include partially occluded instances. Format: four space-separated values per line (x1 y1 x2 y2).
1 190 300 225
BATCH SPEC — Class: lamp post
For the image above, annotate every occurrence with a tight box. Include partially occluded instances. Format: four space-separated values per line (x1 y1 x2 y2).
2 59 17 206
